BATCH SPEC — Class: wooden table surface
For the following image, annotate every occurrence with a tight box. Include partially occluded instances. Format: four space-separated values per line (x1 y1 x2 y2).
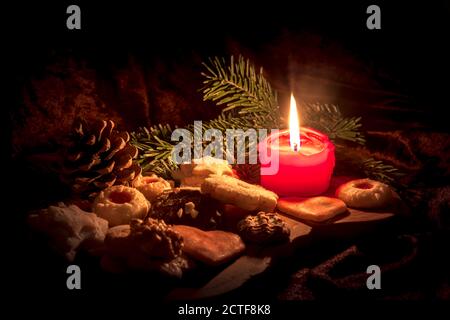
166 177 406 300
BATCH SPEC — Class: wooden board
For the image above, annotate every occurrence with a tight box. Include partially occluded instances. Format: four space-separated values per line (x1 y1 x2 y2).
166 177 406 300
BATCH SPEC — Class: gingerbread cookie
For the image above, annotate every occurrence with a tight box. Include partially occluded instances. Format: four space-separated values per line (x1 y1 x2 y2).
201 175 278 212
172 225 245 266
277 196 347 222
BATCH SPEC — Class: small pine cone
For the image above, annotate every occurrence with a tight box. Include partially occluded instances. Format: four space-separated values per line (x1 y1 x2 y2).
60 118 142 198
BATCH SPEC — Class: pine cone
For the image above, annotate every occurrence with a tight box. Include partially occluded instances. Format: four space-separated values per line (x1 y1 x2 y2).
61 118 142 198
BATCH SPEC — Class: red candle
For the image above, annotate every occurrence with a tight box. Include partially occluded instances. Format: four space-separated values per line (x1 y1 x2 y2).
259 95 335 196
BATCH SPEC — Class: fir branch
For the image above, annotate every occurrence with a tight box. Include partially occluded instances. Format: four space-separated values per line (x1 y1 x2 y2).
130 124 178 179
131 115 262 177
301 103 366 144
132 56 282 177
131 55 404 185
362 157 405 185
202 55 280 128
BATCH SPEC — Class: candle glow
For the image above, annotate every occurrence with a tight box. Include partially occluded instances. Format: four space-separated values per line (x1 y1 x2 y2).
259 93 335 197
289 94 301 152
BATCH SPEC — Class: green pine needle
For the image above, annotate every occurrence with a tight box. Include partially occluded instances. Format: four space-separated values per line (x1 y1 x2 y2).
202 55 281 128
130 55 402 186
301 103 366 145
362 157 405 185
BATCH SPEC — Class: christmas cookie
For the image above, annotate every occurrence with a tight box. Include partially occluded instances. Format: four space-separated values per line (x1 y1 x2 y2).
238 212 290 244
28 203 109 261
172 225 245 266
277 196 347 222
201 174 278 212
149 187 222 230
128 218 183 259
93 185 150 227
134 173 172 202
102 219 192 277
336 178 394 209
105 219 183 259
172 156 234 187
104 224 132 256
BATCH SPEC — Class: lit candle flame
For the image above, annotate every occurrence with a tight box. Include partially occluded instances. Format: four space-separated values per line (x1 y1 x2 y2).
289 93 301 151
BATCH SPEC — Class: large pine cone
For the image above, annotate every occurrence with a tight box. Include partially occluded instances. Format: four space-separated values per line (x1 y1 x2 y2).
60 118 142 198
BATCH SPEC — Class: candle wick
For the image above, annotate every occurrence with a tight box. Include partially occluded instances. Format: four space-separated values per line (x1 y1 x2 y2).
293 142 298 152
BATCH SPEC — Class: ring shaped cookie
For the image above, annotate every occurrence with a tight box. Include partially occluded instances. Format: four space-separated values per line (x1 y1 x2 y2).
336 178 393 209
135 174 171 202
93 185 150 226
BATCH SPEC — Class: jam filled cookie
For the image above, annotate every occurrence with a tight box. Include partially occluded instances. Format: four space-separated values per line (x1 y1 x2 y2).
134 174 172 202
336 178 394 209
93 185 150 226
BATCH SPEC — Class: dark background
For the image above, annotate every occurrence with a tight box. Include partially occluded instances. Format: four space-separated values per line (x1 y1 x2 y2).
6 0 450 309
8 1 450 141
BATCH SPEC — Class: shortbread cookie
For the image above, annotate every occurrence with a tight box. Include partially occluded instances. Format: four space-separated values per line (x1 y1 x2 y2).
93 185 150 227
336 178 394 209
201 175 278 212
134 173 172 202
172 156 234 187
172 225 245 266
277 196 347 222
